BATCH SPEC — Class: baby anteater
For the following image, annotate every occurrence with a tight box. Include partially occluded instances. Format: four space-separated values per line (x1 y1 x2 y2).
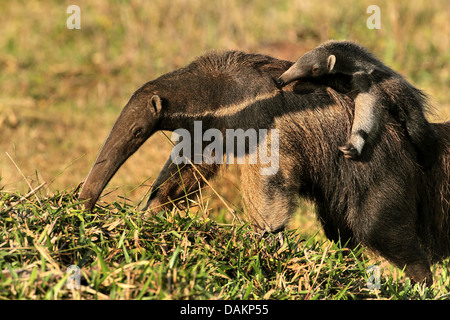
277 40 437 167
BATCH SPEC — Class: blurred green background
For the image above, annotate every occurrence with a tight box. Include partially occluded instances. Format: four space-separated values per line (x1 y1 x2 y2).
1 0 449 229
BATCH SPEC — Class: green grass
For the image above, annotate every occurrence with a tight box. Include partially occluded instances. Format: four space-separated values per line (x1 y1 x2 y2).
1 189 449 300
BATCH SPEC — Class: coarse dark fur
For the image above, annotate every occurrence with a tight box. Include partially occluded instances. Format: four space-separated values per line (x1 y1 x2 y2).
277 40 438 168
79 50 450 285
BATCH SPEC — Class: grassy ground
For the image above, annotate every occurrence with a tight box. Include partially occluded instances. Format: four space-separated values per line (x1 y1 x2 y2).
0 0 449 300
1 190 449 300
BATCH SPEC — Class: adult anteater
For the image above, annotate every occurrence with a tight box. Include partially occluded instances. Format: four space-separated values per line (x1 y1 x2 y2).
79 50 450 284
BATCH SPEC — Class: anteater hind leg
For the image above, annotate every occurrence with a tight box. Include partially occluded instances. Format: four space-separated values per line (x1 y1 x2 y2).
143 154 219 214
354 175 433 285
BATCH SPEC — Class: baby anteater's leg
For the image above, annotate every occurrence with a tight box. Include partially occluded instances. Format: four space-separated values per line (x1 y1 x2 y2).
339 91 381 159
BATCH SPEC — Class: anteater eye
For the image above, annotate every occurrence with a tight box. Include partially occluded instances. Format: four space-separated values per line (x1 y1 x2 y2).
134 128 143 138
312 65 319 73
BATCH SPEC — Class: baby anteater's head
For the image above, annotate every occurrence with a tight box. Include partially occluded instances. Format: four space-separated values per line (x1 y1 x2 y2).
277 47 336 86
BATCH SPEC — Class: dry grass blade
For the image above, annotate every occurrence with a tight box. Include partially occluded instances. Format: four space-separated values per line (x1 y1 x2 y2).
5 152 43 207
8 182 47 208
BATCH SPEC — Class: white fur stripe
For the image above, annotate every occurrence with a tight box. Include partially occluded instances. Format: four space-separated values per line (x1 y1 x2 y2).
171 90 280 118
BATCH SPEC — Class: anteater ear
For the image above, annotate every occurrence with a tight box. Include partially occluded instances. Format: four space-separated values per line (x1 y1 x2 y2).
148 95 163 115
327 55 336 71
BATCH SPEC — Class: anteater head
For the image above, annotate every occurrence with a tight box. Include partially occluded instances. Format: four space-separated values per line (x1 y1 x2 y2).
78 86 164 210
277 48 336 87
